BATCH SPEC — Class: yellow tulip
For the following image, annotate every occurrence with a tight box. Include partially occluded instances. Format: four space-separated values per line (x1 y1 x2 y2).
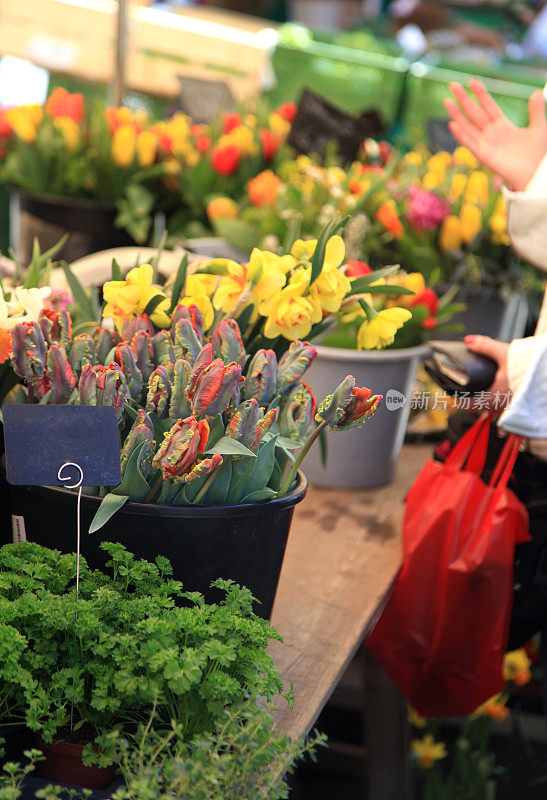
453 146 478 169
464 170 489 206
206 197 238 220
460 203 482 244
7 107 38 143
103 263 170 332
136 130 157 167
439 215 463 251
427 151 451 180
268 112 291 140
422 171 440 191
357 307 412 350
449 172 467 200
111 124 137 168
54 117 80 151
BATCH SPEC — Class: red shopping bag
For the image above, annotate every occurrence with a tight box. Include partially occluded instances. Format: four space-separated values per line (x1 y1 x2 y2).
367 414 530 717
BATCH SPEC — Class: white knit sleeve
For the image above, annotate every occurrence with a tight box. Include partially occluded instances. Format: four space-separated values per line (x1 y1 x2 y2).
499 334 547 439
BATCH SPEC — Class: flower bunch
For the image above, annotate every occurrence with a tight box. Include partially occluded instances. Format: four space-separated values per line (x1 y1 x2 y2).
410 647 533 798
10 253 382 521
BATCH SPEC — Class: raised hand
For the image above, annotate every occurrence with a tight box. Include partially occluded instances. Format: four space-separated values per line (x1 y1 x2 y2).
444 78 547 191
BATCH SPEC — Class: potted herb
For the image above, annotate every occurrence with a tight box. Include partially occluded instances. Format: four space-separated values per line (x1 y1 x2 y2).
7 230 385 615
0 540 286 787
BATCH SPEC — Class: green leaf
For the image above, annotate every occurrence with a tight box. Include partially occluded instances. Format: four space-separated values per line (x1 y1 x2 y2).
235 302 255 332
150 229 167 283
226 455 256 503
61 263 96 322
206 415 225 449
168 254 189 314
143 294 166 317
198 458 232 505
111 258 123 282
241 488 277 503
89 493 129 534
244 435 278 497
212 218 259 254
361 285 414 296
112 441 151 501
309 217 349 287
345 265 401 295
282 214 302 255
205 436 256 458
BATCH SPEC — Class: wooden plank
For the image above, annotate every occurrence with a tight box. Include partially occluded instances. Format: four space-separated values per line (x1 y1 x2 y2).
268 444 430 740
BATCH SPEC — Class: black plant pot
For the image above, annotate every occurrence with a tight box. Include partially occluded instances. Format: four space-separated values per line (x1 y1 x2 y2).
6 474 307 619
10 189 135 265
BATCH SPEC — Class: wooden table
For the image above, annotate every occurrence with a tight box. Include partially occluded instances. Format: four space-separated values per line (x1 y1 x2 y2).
268 443 431 798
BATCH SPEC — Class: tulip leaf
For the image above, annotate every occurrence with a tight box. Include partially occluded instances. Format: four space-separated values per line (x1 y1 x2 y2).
206 436 256 458
112 441 151 502
169 253 189 314
359 285 415 296
148 412 174 447
226 455 256 504
111 258 123 282
242 488 277 504
198 458 232 505
206 415 225 449
345 265 401 295
244 435 278 497
282 214 302 255
89 493 129 534
143 294 166 317
61 264 96 322
235 302 255 332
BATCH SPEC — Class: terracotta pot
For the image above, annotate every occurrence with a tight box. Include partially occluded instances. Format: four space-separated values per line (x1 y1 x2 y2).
35 735 117 790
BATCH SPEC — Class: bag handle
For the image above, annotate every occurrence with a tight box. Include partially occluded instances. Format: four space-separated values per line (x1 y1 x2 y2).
489 434 523 489
445 413 493 474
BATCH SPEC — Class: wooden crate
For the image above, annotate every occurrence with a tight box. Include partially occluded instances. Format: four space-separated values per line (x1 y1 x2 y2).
0 0 277 99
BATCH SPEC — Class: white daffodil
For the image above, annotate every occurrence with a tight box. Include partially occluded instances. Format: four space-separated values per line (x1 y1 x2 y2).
0 285 51 329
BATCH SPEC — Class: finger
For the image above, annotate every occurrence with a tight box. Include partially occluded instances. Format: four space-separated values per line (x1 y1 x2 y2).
464 334 506 363
444 99 481 140
528 88 547 130
447 120 480 157
468 78 504 122
449 82 489 130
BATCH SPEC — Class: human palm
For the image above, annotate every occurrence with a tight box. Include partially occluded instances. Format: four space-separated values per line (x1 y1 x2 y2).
444 78 547 191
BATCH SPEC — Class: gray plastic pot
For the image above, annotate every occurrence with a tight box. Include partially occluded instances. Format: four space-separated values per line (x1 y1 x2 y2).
305 344 429 489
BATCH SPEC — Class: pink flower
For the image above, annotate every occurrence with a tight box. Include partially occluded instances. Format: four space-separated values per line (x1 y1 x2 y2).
406 186 451 232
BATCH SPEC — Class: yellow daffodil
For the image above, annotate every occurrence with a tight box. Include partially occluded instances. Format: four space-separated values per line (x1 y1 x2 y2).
357 307 412 350
449 172 467 200
503 649 532 686
136 130 157 167
339 294 373 324
212 262 248 314
290 235 345 270
412 734 447 769
262 271 316 340
247 249 296 280
103 263 170 332
440 215 463 251
111 123 137 168
453 146 478 169
179 295 214 331
408 707 426 729
460 203 483 244
246 249 293 318
309 264 351 314
471 693 510 722
464 170 489 206
54 117 80 151
178 274 217 331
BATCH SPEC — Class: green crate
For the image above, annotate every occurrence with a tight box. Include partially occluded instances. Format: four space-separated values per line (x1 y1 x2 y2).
404 61 544 142
266 41 409 122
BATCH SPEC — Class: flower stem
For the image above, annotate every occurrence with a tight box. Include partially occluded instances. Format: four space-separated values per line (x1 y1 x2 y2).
193 465 221 505
278 419 328 496
144 474 163 503
358 298 378 319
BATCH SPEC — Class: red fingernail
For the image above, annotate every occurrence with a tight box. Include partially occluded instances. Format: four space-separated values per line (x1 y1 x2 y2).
464 335 476 344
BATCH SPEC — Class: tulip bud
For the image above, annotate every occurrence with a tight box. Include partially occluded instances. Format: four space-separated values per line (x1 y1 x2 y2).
211 319 245 367
184 452 223 486
334 387 382 430
277 340 318 394
171 303 203 340
172 319 201 365
189 358 243 417
169 358 192 420
315 376 355 427
279 382 316 441
227 399 260 449
256 407 278 444
146 365 172 418
46 344 77 404
39 308 72 350
185 343 213 400
122 315 154 343
78 363 97 406
94 327 116 365
95 363 129 413
10 321 47 384
152 416 209 480
130 330 154 383
152 330 175 368
69 334 96 380
244 349 277 405
120 409 155 478
114 343 143 401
